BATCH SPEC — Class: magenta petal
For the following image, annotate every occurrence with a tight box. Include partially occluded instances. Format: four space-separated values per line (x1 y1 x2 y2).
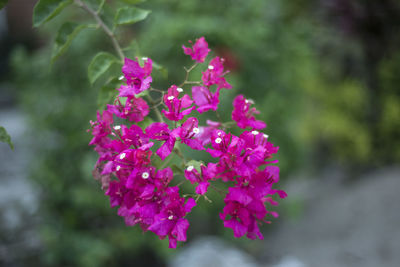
156 137 176 160
172 218 189 241
118 85 135 97
146 122 170 140
182 37 210 63
192 86 209 106
183 139 204 150
137 76 152 94
195 181 209 195
228 187 252 206
206 148 223 157
101 161 114 174
180 94 194 108
148 219 175 237
224 219 247 238
180 106 195 117
184 198 196 213
168 236 177 249
140 184 155 198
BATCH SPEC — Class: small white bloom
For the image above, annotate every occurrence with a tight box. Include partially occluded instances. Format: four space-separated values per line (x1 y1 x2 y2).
142 172 149 179
208 65 214 70
167 96 175 100
215 137 222 144
177 87 183 93
118 75 124 80
192 127 200 134
116 166 121 171
119 153 126 160
187 166 194 172
263 134 269 139
251 130 259 135
142 57 148 61
168 215 174 220
217 132 222 136
114 125 121 130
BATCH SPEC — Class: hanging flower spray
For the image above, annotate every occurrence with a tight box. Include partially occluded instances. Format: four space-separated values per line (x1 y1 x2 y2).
89 37 287 248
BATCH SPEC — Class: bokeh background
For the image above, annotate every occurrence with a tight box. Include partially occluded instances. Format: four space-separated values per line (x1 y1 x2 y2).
1 0 400 266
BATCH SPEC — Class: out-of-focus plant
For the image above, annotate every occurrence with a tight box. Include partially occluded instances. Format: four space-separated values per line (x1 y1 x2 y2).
31 0 287 250
0 126 13 149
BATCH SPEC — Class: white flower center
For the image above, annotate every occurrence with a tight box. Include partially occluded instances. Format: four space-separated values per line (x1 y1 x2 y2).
119 153 126 159
177 87 183 93
208 65 214 70
168 215 174 220
192 127 200 134
263 134 269 139
142 172 149 179
167 96 175 100
114 125 121 130
215 137 222 144
251 130 259 135
116 166 121 171
217 132 222 136
118 75 124 80
187 165 194 172
142 57 148 61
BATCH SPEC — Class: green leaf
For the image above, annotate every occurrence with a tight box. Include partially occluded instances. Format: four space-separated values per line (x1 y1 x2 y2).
82 0 105 13
52 22 95 63
0 126 14 150
114 6 151 26
97 77 121 109
0 0 9 10
186 160 204 172
121 0 146 4
33 0 73 27
88 52 119 84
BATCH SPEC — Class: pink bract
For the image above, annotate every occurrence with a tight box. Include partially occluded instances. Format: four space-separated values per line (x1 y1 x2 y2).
182 36 210 63
89 37 286 248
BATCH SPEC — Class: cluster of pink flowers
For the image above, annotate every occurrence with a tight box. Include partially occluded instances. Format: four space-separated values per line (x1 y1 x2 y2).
89 37 286 248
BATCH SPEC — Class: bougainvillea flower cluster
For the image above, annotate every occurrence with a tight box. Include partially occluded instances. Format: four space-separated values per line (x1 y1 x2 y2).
89 37 286 248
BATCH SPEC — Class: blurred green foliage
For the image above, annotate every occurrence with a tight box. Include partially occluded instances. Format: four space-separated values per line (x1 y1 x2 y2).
9 0 400 265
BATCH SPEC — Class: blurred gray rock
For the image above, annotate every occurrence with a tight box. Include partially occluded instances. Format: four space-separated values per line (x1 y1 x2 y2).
0 108 40 265
263 167 400 267
170 236 260 267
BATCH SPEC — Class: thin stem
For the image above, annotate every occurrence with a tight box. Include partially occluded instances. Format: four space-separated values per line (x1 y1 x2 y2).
184 81 202 85
74 0 124 61
209 184 227 196
145 95 165 123
179 63 198 88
